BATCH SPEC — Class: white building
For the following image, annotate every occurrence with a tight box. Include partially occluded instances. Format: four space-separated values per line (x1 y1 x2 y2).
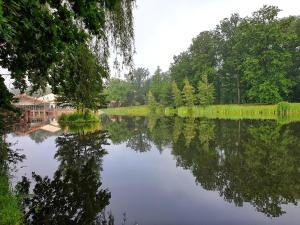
38 93 57 109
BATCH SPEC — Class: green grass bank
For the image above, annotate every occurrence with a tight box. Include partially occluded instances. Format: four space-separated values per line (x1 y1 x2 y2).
101 102 300 122
59 110 100 124
0 173 22 225
101 106 151 116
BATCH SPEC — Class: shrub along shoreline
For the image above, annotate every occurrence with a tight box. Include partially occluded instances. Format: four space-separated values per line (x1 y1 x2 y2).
101 102 300 122
58 110 100 124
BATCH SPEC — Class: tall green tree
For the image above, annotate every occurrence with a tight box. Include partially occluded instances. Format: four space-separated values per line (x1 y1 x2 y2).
171 81 183 107
149 67 172 105
182 78 195 107
215 13 243 103
240 6 294 103
198 74 215 105
147 91 157 112
126 67 150 105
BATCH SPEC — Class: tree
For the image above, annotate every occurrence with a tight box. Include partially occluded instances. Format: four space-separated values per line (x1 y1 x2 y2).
149 67 172 105
198 74 215 105
126 67 150 105
147 91 157 112
238 6 294 103
0 76 14 111
182 78 195 107
215 13 243 103
149 66 163 100
104 78 133 106
169 52 193 90
171 81 182 107
51 45 106 110
168 5 299 104
0 0 135 109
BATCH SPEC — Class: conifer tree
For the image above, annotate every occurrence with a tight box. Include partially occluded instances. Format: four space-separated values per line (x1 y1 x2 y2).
198 74 215 105
182 78 195 107
171 81 183 107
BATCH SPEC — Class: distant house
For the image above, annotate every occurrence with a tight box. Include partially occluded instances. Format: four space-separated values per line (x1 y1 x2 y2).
13 93 48 110
13 93 59 110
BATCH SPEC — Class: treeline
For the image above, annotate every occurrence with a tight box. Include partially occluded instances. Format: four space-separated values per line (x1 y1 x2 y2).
106 5 300 106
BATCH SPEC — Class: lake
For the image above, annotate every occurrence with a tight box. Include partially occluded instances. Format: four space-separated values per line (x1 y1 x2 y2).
4 115 300 225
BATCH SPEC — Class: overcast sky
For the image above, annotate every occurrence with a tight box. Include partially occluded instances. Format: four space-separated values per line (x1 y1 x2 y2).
132 0 300 75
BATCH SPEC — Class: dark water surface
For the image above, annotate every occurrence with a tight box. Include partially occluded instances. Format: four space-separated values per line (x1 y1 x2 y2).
6 116 300 225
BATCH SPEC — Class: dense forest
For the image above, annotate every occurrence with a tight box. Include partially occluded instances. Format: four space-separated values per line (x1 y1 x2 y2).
105 5 300 106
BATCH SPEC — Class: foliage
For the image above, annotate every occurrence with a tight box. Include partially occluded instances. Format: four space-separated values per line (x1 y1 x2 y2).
171 81 182 107
197 74 215 105
51 45 107 110
277 101 290 117
147 91 157 112
0 76 14 111
182 78 195 107
59 110 100 124
241 6 294 103
0 174 22 225
125 67 150 105
104 78 133 106
0 0 135 110
0 119 24 225
169 5 300 104
149 67 172 105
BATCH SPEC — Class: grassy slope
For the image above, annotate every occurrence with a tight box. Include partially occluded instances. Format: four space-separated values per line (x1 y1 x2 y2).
101 103 300 122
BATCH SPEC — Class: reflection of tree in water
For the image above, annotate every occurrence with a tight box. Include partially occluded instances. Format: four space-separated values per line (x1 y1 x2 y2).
0 117 25 171
29 129 62 143
0 117 25 224
104 117 152 153
17 130 113 225
101 116 300 217
173 119 300 217
183 117 196 147
147 117 173 152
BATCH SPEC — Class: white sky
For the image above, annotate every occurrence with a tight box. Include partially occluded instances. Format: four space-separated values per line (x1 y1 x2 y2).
2 0 300 84
132 0 300 74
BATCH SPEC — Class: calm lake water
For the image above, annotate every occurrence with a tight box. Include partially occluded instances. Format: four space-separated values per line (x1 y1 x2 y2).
5 116 300 225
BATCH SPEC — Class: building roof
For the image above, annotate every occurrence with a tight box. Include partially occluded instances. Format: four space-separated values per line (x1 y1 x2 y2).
38 93 57 102
13 93 46 105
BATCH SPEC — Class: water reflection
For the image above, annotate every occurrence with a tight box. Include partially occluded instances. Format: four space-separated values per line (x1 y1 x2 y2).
17 129 113 225
103 116 300 218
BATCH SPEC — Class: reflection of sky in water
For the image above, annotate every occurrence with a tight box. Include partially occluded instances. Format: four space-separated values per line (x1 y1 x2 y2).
6 123 300 225
7 134 59 185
